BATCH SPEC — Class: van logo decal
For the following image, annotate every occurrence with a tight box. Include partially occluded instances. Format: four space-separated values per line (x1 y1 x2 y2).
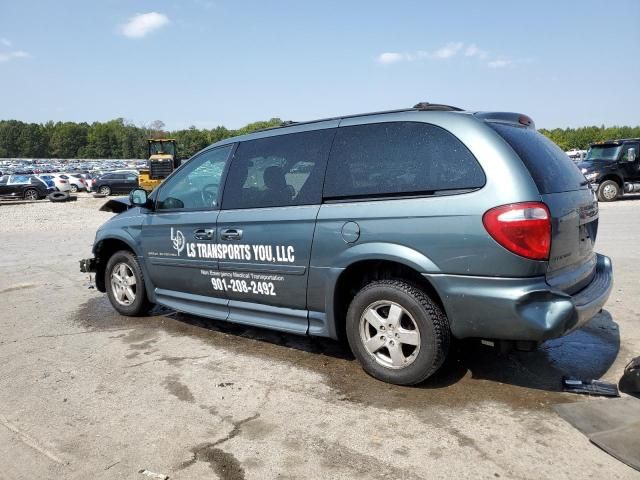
170 228 186 256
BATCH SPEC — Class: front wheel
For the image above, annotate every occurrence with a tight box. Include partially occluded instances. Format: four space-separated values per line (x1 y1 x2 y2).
597 180 620 202
346 279 450 385
105 250 152 316
99 185 111 196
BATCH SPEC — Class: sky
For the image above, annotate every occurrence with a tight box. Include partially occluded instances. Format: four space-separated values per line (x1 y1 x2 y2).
1 0 639 131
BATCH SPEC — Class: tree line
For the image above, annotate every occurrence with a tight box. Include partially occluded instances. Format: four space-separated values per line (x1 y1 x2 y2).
0 118 282 160
539 125 640 151
1 117 639 160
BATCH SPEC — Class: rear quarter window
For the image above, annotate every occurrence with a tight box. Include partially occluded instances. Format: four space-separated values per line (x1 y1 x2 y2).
323 121 485 200
488 123 586 194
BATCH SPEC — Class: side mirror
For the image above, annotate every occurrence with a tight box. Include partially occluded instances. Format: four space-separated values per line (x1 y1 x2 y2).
129 188 151 208
628 148 637 162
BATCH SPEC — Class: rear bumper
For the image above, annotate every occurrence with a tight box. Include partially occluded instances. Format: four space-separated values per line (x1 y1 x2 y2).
427 254 613 342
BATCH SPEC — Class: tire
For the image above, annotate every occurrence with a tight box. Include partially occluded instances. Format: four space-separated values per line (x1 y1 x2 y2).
47 191 70 202
99 185 111 196
105 250 152 316
70 184 79 193
23 189 39 201
346 279 450 385
597 180 620 202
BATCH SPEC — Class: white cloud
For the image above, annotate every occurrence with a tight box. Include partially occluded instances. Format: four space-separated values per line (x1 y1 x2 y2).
0 50 29 63
432 42 464 59
487 59 511 68
376 52 406 65
1 38 11 47
376 42 518 69
465 44 488 60
376 42 464 64
120 12 169 38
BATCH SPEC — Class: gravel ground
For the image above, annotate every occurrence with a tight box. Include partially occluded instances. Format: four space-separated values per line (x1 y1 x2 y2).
0 193 639 479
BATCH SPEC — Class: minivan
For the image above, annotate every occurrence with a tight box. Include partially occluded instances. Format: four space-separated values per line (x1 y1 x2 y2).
80 103 613 385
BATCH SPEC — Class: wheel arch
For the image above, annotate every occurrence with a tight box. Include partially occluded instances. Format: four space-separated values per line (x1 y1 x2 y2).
600 174 623 188
329 257 447 343
93 235 140 292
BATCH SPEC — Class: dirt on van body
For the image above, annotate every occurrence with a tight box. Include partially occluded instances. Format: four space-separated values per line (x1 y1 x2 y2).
0 193 639 479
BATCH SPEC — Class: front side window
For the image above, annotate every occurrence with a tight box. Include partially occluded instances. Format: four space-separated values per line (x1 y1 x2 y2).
620 143 639 162
324 122 485 199
156 145 232 211
221 129 335 210
0 175 8 185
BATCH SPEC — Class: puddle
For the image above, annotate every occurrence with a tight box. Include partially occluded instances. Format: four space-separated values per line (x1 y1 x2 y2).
72 297 621 412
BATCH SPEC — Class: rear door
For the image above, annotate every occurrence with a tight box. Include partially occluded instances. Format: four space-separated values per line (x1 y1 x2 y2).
139 145 234 319
489 123 598 293
216 126 337 334
123 173 138 194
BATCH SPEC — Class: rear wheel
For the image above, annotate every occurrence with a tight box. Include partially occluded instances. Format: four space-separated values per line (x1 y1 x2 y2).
99 185 111 196
597 180 620 202
23 189 39 200
70 184 79 193
105 250 151 316
346 279 450 385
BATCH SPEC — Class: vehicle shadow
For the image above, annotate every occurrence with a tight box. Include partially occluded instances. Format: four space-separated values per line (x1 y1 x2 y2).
170 307 620 395
426 310 620 392
76 297 619 409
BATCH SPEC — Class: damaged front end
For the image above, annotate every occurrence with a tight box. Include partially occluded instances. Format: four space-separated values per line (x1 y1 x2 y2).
99 197 132 214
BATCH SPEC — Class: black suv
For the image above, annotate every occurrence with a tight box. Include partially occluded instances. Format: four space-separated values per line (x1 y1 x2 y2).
94 172 139 196
0 174 53 200
579 138 640 201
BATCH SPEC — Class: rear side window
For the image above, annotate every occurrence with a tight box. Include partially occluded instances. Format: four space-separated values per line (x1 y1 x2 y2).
222 129 335 209
489 123 586 194
323 122 485 199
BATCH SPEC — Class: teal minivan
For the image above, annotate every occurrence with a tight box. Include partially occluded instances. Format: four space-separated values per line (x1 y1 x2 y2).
80 103 613 385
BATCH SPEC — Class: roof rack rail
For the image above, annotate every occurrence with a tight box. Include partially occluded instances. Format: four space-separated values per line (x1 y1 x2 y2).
245 103 465 135
413 102 464 111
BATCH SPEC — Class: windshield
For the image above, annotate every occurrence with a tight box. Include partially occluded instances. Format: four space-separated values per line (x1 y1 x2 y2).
585 145 621 162
149 141 176 156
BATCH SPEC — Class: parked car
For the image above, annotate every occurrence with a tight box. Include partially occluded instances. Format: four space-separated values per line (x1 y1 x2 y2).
66 173 87 193
93 172 139 195
39 174 71 193
579 138 640 201
80 102 612 386
0 174 54 200
80 173 97 192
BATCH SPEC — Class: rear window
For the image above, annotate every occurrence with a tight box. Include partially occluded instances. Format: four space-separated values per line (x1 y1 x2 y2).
323 122 485 200
489 123 586 194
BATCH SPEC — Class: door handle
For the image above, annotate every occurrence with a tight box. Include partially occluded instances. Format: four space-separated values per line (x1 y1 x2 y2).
193 228 214 240
220 228 243 241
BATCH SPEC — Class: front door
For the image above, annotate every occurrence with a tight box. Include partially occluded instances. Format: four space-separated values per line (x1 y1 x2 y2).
620 142 640 182
216 126 337 334
0 175 9 197
139 144 234 320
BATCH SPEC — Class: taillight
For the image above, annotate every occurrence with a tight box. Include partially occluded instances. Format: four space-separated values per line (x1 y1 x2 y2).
482 202 551 260
60 179 67 183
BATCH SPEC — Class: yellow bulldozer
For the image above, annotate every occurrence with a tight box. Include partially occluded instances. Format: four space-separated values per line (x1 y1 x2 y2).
138 138 180 191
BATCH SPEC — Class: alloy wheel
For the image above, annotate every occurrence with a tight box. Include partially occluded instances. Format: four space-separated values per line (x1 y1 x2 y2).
359 300 421 369
110 262 137 306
